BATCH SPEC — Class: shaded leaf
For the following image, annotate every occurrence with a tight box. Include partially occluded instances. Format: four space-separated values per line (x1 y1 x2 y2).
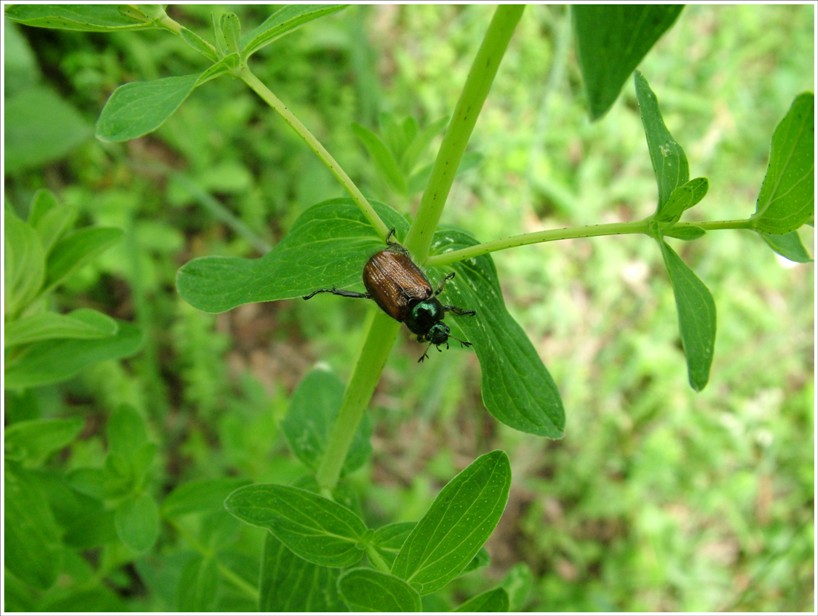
177 556 219 611
3 321 143 389
29 190 78 254
176 199 407 313
242 5 347 59
573 5 683 119
259 533 345 611
225 483 368 567
392 451 511 595
44 227 123 293
759 231 812 263
659 241 716 391
282 367 372 476
663 225 706 241
4 211 46 317
115 493 159 553
454 587 510 612
433 229 565 437
4 418 84 466
96 74 201 142
4 86 92 173
5 4 159 32
657 177 709 223
753 93 814 234
4 465 62 589
635 71 689 210
4 309 117 348
163 477 252 517
339 568 422 612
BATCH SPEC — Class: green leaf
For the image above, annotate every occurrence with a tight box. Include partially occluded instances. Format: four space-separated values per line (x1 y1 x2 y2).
657 177 709 223
433 229 565 437
242 5 347 59
454 587 510 612
225 484 368 567
3 320 143 389
176 198 408 313
4 210 46 317
44 227 123 294
180 26 218 62
218 12 242 56
635 71 690 210
162 477 252 517
573 5 683 119
96 74 201 142
392 451 511 595
29 190 78 255
177 556 219 611
4 309 118 348
752 93 815 234
4 464 63 589
4 86 92 173
282 367 372 476
759 231 813 263
179 199 564 437
658 241 716 391
663 225 706 241
502 562 534 611
259 533 345 611
107 405 148 451
115 492 159 553
5 4 159 32
372 522 416 567
352 122 408 194
339 568 422 612
4 418 84 466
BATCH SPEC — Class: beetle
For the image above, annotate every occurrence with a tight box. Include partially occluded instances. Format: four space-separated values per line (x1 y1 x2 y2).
303 229 476 362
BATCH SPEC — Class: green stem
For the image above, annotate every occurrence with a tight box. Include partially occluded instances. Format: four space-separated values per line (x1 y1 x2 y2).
238 66 389 238
427 217 755 266
406 5 524 260
316 311 399 493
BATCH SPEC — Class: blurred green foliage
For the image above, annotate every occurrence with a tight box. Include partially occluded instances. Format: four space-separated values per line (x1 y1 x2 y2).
3 4 814 611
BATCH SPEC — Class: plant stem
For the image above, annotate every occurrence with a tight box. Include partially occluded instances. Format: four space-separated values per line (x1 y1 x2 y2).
316 311 399 494
238 66 389 239
406 5 524 260
427 217 755 266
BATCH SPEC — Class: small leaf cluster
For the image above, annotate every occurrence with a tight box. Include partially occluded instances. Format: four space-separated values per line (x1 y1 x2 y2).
226 370 514 611
4 190 142 389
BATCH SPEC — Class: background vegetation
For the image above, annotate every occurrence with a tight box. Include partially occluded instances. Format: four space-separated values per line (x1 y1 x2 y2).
4 4 814 611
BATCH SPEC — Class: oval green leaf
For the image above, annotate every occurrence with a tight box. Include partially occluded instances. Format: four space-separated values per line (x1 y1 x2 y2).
573 6 683 120
176 198 408 313
658 241 716 391
260 533 345 611
4 417 84 466
753 93 814 234
432 229 565 437
339 568 422 612
96 74 201 142
392 451 511 595
282 367 372 476
635 71 690 210
4 309 117 348
225 484 368 568
115 492 159 553
5 4 159 32
242 5 347 59
454 587 510 612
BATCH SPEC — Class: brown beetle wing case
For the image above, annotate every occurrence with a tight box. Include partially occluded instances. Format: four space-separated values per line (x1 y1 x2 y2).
363 250 433 322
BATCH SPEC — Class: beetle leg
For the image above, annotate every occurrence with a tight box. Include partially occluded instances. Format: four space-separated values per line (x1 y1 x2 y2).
433 272 456 296
441 304 476 317
417 342 434 363
385 227 398 246
303 288 371 300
